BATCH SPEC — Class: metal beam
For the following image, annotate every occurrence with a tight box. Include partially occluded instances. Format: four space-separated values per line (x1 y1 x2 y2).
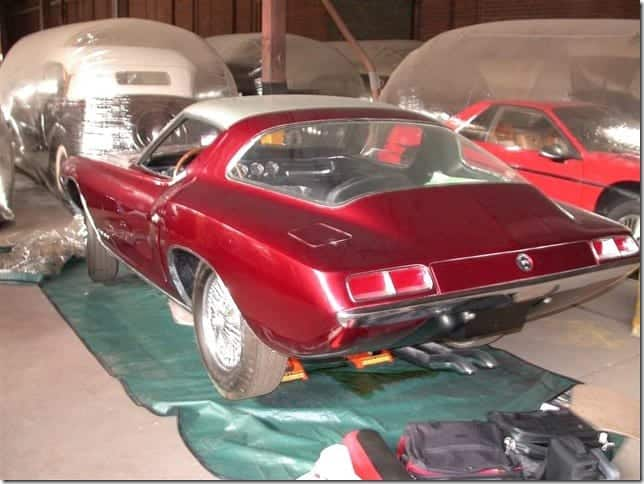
261 0 287 94
320 0 380 100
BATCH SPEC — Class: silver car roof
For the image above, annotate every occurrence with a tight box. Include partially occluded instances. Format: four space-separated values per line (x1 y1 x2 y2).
183 95 400 129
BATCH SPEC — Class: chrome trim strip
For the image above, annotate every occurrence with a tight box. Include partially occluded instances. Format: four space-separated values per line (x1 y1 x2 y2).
337 260 638 328
77 188 192 312
433 239 593 265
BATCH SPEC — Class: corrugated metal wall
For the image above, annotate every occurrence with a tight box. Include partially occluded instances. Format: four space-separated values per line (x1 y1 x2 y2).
2 0 639 55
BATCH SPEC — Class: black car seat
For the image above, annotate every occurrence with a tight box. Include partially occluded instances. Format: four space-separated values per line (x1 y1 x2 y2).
406 127 463 183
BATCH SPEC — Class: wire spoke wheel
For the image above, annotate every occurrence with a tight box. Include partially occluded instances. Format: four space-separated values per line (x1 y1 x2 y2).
193 264 288 399
201 272 243 370
618 214 640 243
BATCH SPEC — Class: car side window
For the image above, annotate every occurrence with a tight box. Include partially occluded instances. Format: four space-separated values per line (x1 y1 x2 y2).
487 107 573 154
459 105 499 142
140 117 219 176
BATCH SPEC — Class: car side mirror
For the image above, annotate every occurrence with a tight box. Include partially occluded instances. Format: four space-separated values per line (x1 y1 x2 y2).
539 144 572 162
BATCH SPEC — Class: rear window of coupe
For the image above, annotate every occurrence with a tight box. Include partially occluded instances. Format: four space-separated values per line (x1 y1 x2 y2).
227 120 523 206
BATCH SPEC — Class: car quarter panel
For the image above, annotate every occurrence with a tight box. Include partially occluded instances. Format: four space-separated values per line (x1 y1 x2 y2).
158 180 346 355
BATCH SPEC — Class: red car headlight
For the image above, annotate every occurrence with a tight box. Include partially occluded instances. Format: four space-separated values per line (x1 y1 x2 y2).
591 235 639 262
347 265 433 303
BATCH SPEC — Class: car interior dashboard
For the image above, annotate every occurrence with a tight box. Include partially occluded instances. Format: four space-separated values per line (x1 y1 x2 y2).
233 145 499 205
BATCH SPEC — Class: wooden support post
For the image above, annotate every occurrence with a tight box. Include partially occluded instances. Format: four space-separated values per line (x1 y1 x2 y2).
261 0 287 95
117 0 129 17
412 0 423 40
38 0 46 30
0 0 7 57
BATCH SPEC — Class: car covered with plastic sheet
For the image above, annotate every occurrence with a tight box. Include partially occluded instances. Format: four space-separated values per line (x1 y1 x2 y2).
382 18 640 243
0 17 237 219
451 100 640 239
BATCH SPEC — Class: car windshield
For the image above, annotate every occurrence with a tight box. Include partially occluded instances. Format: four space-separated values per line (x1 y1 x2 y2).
228 120 523 206
554 106 640 155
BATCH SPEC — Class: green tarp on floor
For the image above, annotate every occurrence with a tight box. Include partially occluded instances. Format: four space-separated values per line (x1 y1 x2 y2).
42 261 575 480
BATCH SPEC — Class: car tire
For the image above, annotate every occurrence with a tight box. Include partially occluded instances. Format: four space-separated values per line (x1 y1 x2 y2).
52 145 68 197
605 198 640 242
86 211 119 283
49 144 80 213
193 263 287 400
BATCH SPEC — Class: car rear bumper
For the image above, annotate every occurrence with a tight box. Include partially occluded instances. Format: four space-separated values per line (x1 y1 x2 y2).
337 258 638 331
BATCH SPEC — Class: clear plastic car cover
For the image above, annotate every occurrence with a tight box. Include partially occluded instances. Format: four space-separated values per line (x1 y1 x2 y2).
382 19 640 121
328 40 422 79
382 20 640 239
206 33 367 98
0 110 14 222
0 18 237 194
0 212 86 277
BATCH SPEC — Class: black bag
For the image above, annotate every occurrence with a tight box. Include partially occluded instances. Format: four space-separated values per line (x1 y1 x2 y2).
398 421 520 480
544 436 599 480
488 409 600 479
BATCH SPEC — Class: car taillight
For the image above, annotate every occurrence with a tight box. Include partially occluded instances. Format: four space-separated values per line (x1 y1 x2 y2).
591 235 639 262
614 235 640 256
347 265 433 302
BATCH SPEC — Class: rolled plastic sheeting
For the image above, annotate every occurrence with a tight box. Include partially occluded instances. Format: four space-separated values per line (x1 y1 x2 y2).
0 213 86 277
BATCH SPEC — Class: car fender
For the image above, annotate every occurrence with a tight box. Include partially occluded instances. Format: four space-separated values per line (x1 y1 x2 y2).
158 183 341 354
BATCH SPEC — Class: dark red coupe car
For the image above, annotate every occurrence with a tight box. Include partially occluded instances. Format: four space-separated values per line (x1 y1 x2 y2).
61 96 639 399
450 101 640 240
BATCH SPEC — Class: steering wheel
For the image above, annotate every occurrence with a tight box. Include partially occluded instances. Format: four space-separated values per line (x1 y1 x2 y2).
173 147 202 178
326 174 414 205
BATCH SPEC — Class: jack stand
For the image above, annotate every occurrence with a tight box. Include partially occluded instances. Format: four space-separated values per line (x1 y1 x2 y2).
393 342 498 375
282 357 308 382
347 350 394 369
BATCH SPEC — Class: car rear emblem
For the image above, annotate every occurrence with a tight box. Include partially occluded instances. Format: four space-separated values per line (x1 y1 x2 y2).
516 253 534 272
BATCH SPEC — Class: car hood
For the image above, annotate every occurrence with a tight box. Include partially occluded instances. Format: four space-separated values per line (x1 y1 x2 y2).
217 182 626 273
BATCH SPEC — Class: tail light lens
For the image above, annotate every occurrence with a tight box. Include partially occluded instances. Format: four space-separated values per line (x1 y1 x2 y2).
346 271 395 302
388 266 433 295
614 235 639 257
592 235 639 262
347 265 433 302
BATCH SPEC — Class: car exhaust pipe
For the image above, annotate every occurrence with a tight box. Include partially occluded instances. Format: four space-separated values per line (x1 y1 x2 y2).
392 341 498 375
393 346 477 375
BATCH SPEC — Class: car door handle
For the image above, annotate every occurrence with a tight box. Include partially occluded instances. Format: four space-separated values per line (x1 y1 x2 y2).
150 213 160 225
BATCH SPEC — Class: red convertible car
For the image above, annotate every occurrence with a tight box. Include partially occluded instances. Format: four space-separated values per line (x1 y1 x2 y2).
61 95 638 399
450 101 640 240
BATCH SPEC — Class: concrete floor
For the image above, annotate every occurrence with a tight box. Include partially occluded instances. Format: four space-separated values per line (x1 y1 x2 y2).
1 176 641 479
496 280 640 400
